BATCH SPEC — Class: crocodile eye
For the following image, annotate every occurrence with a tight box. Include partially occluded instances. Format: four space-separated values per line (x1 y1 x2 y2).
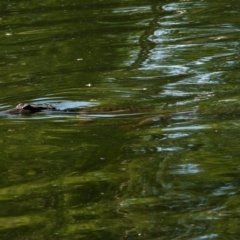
22 105 32 109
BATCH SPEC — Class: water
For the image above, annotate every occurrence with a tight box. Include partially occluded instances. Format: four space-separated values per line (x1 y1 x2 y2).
1 0 240 239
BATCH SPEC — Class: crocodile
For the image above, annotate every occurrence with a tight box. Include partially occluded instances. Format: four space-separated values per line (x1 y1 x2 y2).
0 103 174 127
0 103 191 127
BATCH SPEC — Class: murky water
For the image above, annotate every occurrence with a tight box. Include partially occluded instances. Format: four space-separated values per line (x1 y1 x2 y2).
1 0 240 239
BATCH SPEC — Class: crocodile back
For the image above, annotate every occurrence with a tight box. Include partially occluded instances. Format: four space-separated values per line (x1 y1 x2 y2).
64 106 153 114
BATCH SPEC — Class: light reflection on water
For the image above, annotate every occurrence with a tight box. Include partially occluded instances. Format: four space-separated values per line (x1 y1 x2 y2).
162 125 210 131
172 164 201 174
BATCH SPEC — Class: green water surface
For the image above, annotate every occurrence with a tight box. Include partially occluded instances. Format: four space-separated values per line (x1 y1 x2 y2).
1 0 240 239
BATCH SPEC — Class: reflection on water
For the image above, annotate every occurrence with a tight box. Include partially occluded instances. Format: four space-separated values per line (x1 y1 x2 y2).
1 0 240 239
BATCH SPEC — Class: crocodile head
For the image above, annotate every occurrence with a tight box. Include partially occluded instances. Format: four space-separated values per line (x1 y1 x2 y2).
18 103 44 113
1 103 57 114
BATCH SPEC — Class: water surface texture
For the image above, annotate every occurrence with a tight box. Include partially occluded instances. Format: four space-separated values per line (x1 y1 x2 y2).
1 0 240 239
